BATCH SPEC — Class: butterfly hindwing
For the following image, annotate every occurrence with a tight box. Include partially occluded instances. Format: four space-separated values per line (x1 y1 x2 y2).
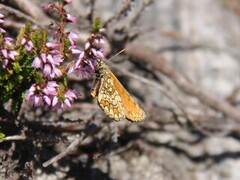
91 72 125 121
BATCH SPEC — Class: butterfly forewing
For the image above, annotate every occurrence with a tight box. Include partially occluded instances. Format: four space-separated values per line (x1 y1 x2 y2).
91 61 146 122
107 70 146 121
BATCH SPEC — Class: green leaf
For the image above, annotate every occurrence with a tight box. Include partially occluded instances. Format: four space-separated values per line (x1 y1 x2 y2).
5 81 14 92
35 71 45 84
92 17 103 32
12 62 22 73
0 133 5 139
17 74 23 81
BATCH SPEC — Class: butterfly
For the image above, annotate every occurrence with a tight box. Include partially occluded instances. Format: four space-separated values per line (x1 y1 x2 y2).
91 60 146 122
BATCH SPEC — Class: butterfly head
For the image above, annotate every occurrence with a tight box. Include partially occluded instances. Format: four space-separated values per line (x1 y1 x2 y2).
94 60 108 77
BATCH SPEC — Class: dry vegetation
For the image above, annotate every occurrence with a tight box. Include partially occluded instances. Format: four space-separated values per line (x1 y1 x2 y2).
0 0 240 179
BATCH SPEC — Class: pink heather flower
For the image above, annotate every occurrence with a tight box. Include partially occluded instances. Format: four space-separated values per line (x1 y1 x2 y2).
43 64 52 76
74 59 82 70
52 54 63 65
0 13 4 24
64 98 71 107
0 28 6 33
67 52 85 74
42 81 58 95
0 13 4 19
81 66 94 77
32 56 43 69
46 42 59 48
25 40 34 51
64 0 72 4
46 54 54 64
43 95 51 105
44 63 62 78
25 85 36 101
68 32 81 55
41 53 47 63
40 53 63 66
1 49 8 58
21 38 27 45
1 49 19 68
0 13 5 33
26 90 42 106
8 50 19 60
25 84 44 107
84 42 90 50
91 48 104 58
52 96 59 107
33 95 44 106
68 31 79 46
67 66 74 74
50 65 62 78
4 37 14 46
66 14 77 23
2 59 8 68
32 52 63 78
99 28 105 33
21 38 34 51
38 53 63 66
75 52 84 68
94 38 105 45
70 48 82 54
70 62 95 77
49 49 60 54
65 89 78 101
41 64 62 79
25 81 60 108
88 59 96 70
52 89 78 109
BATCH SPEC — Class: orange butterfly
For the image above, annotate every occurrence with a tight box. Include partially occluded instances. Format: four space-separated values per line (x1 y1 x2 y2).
91 60 146 122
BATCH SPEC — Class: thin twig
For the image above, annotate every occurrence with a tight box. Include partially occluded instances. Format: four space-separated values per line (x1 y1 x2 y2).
42 134 84 167
42 122 99 167
0 135 26 143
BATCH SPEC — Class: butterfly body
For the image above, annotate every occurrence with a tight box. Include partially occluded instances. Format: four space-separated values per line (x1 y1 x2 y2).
91 60 146 122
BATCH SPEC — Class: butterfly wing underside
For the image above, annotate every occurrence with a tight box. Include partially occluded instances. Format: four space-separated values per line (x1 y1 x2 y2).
91 73 125 121
107 70 146 121
91 61 146 122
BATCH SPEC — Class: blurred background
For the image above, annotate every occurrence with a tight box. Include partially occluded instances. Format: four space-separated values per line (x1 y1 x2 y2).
0 0 240 179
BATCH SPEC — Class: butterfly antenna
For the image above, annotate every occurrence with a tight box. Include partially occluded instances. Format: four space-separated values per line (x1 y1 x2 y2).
108 49 126 61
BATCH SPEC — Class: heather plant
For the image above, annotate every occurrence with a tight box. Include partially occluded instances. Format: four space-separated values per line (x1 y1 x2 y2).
0 0 105 116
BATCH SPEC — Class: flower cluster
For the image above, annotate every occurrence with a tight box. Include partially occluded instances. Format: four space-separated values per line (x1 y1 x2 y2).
0 13 19 68
24 1 81 109
1 0 106 111
21 37 34 51
26 41 78 109
26 81 77 109
67 29 105 78
32 50 63 79
25 0 106 110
